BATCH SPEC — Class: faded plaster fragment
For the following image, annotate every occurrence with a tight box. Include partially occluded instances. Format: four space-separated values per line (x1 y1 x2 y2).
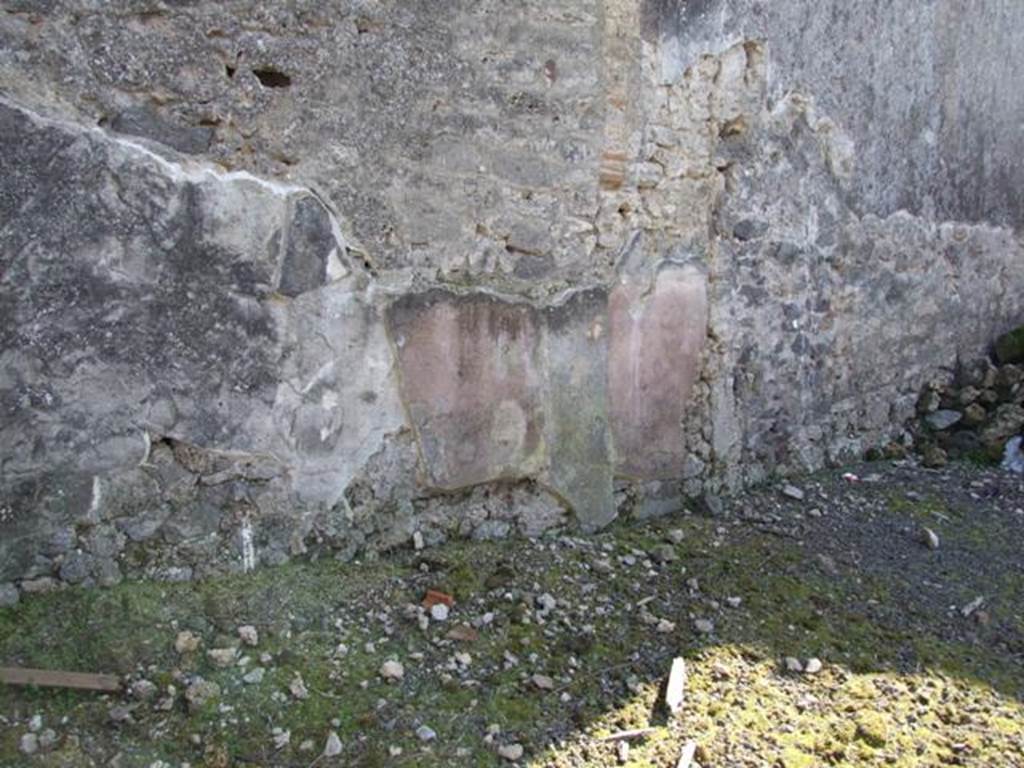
609 265 708 478
386 291 546 489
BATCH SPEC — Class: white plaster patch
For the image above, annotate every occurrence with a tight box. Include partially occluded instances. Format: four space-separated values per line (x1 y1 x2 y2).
88 476 102 517
240 520 256 573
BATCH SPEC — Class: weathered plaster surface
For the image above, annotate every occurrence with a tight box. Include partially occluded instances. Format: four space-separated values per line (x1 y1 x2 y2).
1 0 1022 588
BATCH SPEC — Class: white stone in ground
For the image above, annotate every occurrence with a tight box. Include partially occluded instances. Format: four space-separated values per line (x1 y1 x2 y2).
430 603 450 622
784 657 803 673
272 729 290 750
536 593 557 613
108 705 134 723
20 733 39 755
804 657 823 675
416 725 437 742
242 667 265 685
238 625 259 646
380 660 405 681
38 729 57 749
726 596 743 608
28 715 42 732
693 618 714 634
174 630 200 654
923 527 940 550
324 731 343 756
656 618 676 634
132 679 158 700
782 485 805 500
531 673 555 690
413 531 425 550
207 648 236 668
498 743 524 761
290 674 310 699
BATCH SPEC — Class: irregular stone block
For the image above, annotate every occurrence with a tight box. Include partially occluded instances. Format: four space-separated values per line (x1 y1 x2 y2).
541 288 616 531
387 291 546 489
609 265 708 479
277 195 342 297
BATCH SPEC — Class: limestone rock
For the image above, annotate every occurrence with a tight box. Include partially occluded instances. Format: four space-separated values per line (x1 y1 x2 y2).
981 404 1024 457
963 403 988 427
498 743 525 761
185 679 220 713
379 660 405 682
19 733 38 755
237 625 259 647
207 648 237 668
921 444 948 468
782 485 805 501
323 731 343 757
175 631 201 655
531 673 555 690
925 410 963 431
693 619 715 634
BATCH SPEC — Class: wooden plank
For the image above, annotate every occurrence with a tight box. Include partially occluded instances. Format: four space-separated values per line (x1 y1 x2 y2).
0 667 120 692
599 728 656 743
676 741 697 768
665 657 687 715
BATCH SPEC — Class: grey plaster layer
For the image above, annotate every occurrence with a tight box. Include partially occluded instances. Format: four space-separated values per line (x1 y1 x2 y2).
541 288 616 532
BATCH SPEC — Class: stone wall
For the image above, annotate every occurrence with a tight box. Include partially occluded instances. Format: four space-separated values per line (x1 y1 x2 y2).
1 0 1022 593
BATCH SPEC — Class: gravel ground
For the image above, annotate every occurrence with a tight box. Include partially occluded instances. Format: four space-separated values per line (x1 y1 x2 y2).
1 459 1022 767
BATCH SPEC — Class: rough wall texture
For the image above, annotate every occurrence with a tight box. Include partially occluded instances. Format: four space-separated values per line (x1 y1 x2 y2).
1 0 1021 589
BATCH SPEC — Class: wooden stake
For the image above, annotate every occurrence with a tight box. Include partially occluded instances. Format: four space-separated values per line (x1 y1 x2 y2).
676 740 697 768
598 727 656 742
0 666 120 692
665 657 687 714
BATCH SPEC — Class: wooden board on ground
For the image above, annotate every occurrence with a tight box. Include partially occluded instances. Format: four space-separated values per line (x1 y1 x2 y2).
0 666 121 692
676 740 697 768
665 657 687 714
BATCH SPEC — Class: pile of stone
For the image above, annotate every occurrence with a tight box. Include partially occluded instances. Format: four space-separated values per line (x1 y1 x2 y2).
912 326 1024 468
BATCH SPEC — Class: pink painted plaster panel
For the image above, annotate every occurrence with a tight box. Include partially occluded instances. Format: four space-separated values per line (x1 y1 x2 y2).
386 291 546 489
609 265 708 479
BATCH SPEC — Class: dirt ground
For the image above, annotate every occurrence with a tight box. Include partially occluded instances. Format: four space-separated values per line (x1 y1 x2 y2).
1 458 1023 767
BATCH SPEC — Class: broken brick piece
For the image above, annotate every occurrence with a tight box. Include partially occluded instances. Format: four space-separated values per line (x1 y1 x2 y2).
422 590 455 609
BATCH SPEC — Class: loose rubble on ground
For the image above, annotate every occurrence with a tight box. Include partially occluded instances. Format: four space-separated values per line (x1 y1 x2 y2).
910 333 1024 472
1 460 1023 767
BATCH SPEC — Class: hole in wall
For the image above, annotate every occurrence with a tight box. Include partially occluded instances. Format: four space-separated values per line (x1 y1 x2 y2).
225 64 237 79
253 68 292 88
